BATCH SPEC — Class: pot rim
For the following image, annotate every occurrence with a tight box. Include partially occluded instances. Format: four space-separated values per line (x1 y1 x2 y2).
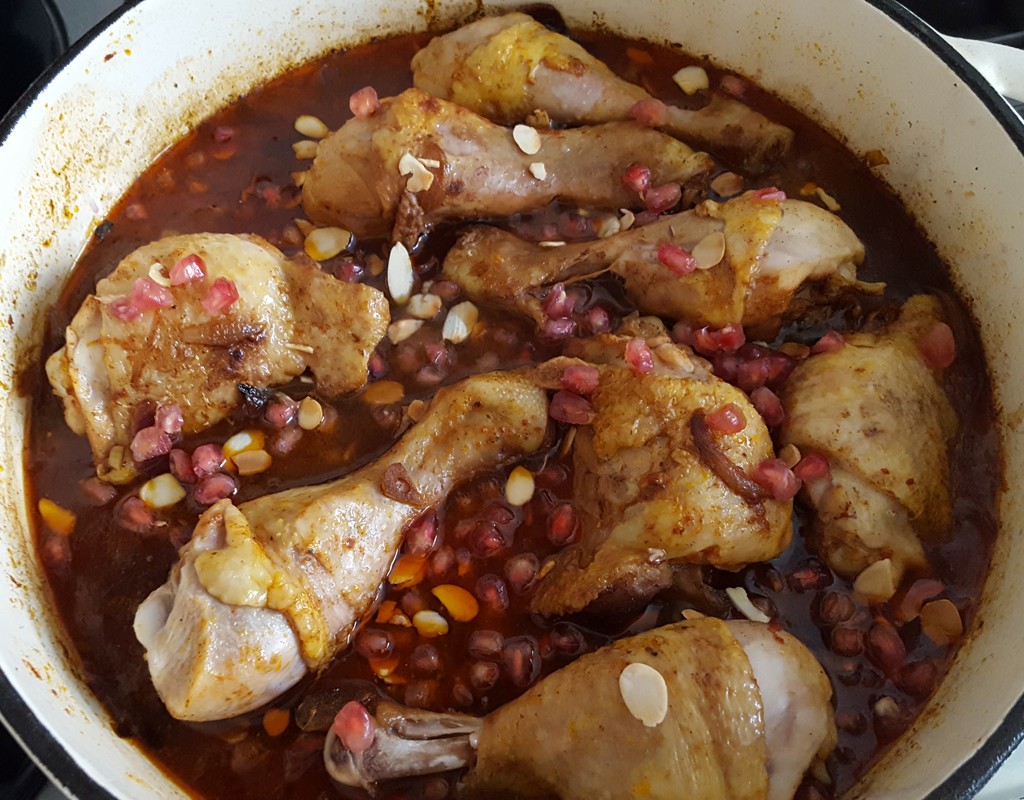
2 0 1022 798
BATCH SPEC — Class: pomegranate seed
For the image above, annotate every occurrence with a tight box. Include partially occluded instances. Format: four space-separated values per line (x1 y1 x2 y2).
835 709 868 735
117 496 155 533
628 97 669 126
193 472 237 505
752 458 801 501
830 626 864 656
368 352 388 379
898 660 939 698
549 622 587 656
168 449 197 484
337 261 364 283
130 277 174 311
130 426 173 463
400 588 429 616
586 305 612 333
621 163 652 194
405 513 438 556
625 337 654 374
752 186 786 201
169 254 207 285
817 591 856 625
788 558 833 591
331 701 375 754
866 622 907 675
691 324 745 354
469 660 500 691
349 86 380 118
547 502 578 546
80 477 117 506
468 630 505 660
720 75 747 96
428 546 456 579
469 521 512 558
474 574 509 611
505 553 540 594
269 427 303 455
560 365 600 395
265 398 298 429
542 282 574 319
549 391 595 425
155 403 184 435
125 202 148 220
658 243 696 276
793 452 831 483
543 319 577 339
191 443 226 477
704 403 746 434
410 644 441 675
502 636 541 687
108 297 141 322
40 533 71 571
213 125 236 143
644 182 682 213
749 386 785 427
452 682 473 707
354 628 394 660
812 330 845 354
202 277 239 315
919 322 956 369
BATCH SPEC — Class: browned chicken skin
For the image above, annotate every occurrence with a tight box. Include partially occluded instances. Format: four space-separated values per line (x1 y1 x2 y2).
45 233 389 483
411 13 794 172
302 88 712 241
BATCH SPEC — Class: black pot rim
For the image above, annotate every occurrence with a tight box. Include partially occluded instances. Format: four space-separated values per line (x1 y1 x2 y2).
1 0 1023 798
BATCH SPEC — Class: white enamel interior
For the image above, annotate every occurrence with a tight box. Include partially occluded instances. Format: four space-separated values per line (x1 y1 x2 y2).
0 0 1021 797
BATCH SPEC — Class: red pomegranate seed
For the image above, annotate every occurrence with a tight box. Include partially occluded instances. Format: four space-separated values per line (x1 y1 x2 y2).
428 546 456 579
830 626 864 656
474 574 510 611
130 277 174 310
108 297 141 322
692 324 745 354
705 403 747 434
644 182 681 213
194 472 238 505
542 282 574 320
505 553 540 594
658 242 696 276
213 125 237 143
547 502 578 546
332 701 375 754
560 365 600 395
543 319 577 339
468 630 505 660
155 403 184 435
191 443 226 477
354 628 394 660
80 476 117 506
919 322 956 369
266 398 298 429
549 622 587 656
202 277 239 315
898 660 939 699
168 449 197 484
416 366 445 387
130 426 173 463
549 391 595 425
812 330 845 354
468 660 500 691
628 97 669 126
431 281 461 301
125 202 148 221
470 521 512 558
502 636 541 687
817 591 856 625
117 496 155 533
866 622 907 675
169 254 207 285
40 533 71 571
368 352 389 379
625 337 654 374
752 186 786 201
751 458 801 501
750 386 785 427
586 305 612 334
621 163 652 194
720 74 747 96
410 644 441 675
401 588 429 616
789 559 833 591
793 452 831 483
349 86 380 118
337 261 364 283
405 513 438 556
269 427 303 456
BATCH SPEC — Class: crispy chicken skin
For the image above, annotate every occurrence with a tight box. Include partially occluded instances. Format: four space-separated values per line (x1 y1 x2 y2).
324 618 835 800
45 233 389 483
779 295 957 583
133 371 549 722
411 13 793 172
302 88 712 241
527 328 792 616
443 192 864 332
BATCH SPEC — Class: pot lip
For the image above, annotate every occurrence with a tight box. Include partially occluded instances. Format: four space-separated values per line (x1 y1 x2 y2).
2 1 1024 799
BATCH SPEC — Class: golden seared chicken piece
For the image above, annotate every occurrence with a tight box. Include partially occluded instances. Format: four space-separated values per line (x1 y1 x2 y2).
411 13 793 172
321 618 835 800
443 191 864 332
302 88 712 242
527 328 792 616
45 233 388 484
779 295 958 589
132 372 549 722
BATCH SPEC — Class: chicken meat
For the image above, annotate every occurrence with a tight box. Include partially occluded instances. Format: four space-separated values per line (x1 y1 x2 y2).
443 191 865 333
133 371 549 721
411 13 793 173
778 295 958 588
319 617 835 800
526 325 792 616
302 87 712 242
45 233 389 483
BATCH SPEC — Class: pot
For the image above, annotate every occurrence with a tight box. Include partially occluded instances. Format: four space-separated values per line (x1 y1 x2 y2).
1 0 1022 797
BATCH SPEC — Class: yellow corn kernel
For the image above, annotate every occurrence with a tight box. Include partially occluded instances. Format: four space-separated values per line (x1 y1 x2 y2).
389 554 427 587
431 584 479 622
412 610 449 638
262 708 290 737
224 429 266 458
38 498 76 536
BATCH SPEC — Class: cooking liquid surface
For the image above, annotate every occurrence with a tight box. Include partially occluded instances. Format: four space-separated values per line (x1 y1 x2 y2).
26 24 1000 800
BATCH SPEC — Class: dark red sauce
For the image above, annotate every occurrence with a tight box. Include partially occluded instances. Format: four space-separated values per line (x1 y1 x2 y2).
25 16 1000 800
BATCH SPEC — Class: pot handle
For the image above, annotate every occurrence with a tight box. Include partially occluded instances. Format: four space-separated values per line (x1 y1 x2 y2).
944 35 1024 108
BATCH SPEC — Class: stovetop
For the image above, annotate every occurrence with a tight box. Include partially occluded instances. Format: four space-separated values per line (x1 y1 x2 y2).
2 1 1024 799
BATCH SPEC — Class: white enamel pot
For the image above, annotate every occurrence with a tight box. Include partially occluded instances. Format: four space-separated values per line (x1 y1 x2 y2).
1 0 1023 797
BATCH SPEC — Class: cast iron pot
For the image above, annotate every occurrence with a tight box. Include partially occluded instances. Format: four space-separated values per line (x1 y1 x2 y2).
1 0 1022 797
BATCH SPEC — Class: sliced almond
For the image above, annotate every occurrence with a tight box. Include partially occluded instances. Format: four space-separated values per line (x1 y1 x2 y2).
304 226 352 261
297 396 324 430
512 124 542 155
538 240 566 248
292 139 319 160
407 293 443 320
294 114 330 139
778 443 802 468
920 599 964 645
597 216 621 238
412 610 450 638
398 152 435 193
815 186 842 212
725 586 771 623
529 162 547 180
853 558 898 602
293 218 315 237
388 318 424 344
619 209 636 231
148 262 172 287
387 243 414 305
710 171 745 197
673 65 709 95
681 608 706 620
362 380 405 406
618 662 669 727
504 466 535 507
442 301 479 344
692 230 726 270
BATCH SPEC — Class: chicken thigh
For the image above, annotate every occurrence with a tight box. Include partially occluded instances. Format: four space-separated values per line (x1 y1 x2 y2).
302 88 712 241
527 329 792 616
133 371 549 721
778 295 957 587
443 192 865 332
45 233 389 483
320 618 835 800
411 13 793 172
